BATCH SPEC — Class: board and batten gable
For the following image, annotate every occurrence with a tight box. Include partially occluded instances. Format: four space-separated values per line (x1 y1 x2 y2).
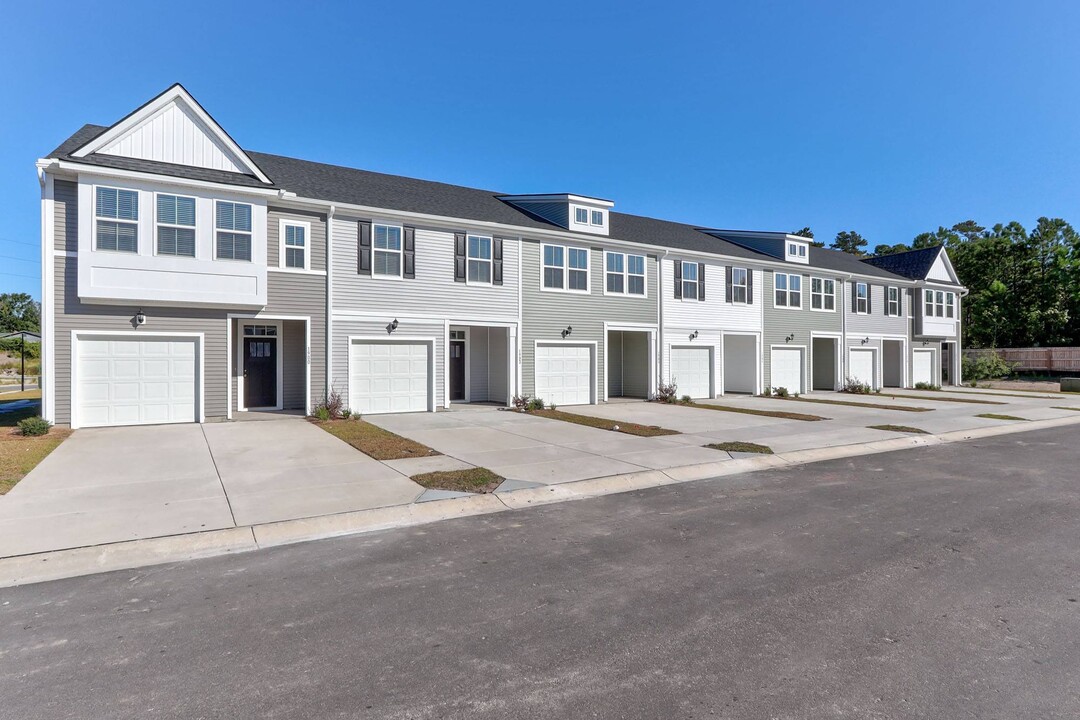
328 215 521 407
761 269 844 390
520 239 658 401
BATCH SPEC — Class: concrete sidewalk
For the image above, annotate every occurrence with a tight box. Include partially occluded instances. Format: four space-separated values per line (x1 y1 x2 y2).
2 390 1079 586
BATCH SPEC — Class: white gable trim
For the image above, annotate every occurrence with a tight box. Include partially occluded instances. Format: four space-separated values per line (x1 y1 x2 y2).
72 84 272 185
927 247 960 285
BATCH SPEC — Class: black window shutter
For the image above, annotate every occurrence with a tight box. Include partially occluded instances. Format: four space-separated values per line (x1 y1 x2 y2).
851 282 858 313
493 237 504 285
674 260 682 299
698 263 706 301
725 266 733 303
453 233 466 282
358 220 372 275
867 284 873 314
403 226 416 279
747 269 754 304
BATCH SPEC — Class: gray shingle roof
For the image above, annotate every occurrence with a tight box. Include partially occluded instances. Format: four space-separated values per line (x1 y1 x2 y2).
46 124 911 282
862 246 950 282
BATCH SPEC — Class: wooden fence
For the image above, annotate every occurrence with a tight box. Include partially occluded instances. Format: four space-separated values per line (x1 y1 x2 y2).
963 347 1080 372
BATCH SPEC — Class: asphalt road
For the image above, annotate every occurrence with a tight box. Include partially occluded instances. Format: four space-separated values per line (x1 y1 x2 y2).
2 426 1079 719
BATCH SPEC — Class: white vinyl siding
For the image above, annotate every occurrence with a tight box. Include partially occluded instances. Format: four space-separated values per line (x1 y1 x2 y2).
95 186 139 253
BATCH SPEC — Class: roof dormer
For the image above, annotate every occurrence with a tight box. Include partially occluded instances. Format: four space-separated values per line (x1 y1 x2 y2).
784 238 810 264
499 193 614 236
700 229 811 263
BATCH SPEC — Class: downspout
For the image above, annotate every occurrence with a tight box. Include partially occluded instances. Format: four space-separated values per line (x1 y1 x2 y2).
657 249 669 398
840 272 853 388
325 204 335 404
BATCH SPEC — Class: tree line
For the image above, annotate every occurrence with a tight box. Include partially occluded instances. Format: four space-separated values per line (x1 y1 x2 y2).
791 220 1080 349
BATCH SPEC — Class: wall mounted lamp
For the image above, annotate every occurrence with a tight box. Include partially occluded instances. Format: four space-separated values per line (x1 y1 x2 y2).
134 309 147 327
861 337 870 345
785 333 795 343
387 318 400 334
689 330 699 341
561 325 573 338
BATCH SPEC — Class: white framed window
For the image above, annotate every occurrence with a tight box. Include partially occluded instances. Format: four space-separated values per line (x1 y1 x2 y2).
605 251 646 296
935 290 945 317
946 292 955 318
155 193 196 257
925 289 934 317
215 201 252 261
856 282 869 314
681 261 699 300
731 267 748 304
811 277 835 311
574 207 588 224
799 245 807 257
372 223 403 277
774 272 802 308
542 244 590 292
591 210 603 226
788 242 798 256
467 234 492 284
279 219 310 270
887 286 900 316
95 186 139 253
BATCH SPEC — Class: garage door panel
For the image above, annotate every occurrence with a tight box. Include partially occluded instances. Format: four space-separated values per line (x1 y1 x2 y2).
849 349 875 388
771 348 803 394
350 340 430 415
76 336 198 428
670 347 712 399
536 344 592 406
913 350 934 386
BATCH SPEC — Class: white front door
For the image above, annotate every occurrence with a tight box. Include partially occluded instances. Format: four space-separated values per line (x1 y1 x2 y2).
771 347 803 394
349 340 430 414
669 346 712 399
912 349 935 386
849 348 876 388
535 344 592 406
76 335 198 428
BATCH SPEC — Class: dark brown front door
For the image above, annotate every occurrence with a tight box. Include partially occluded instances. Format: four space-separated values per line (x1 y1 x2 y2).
244 337 277 408
450 340 466 401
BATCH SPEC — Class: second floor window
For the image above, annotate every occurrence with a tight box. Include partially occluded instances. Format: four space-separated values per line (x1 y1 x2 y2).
605 252 646 295
811 277 834 310
575 207 588 224
774 273 801 308
591 210 603 226
887 286 900 316
855 282 869 314
373 223 402 276
946 292 955 318
543 245 589 291
731 267 749 304
682 261 700 300
467 234 492 284
156 194 196 257
95 187 139 253
283 223 307 269
215 201 252 261
925 289 956 318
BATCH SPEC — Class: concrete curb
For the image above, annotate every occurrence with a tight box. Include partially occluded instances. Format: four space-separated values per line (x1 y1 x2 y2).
3 414 1080 588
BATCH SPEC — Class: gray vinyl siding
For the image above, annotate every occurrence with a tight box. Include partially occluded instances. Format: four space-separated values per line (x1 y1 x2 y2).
520 241 658 399
53 255 230 425
54 179 78 252
267 207 327 272
488 329 508 404
331 215 519 318
621 331 650 397
762 270 844 390
281 320 306 409
264 272 327 407
330 318 444 410
845 281 909 337
469 326 490 402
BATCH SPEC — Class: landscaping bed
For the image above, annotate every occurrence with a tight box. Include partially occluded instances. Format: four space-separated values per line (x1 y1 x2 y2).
868 424 928 435
780 396 933 413
705 441 773 454
412 467 503 494
975 413 1027 421
1 427 71 494
528 408 679 437
314 419 441 461
883 393 1004 405
683 401 826 422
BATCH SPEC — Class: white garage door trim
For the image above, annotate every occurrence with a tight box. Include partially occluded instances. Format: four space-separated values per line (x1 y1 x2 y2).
770 345 804 394
912 349 936 386
535 341 596 406
348 336 435 415
722 332 760 395
848 348 877 389
71 331 204 430
669 345 713 399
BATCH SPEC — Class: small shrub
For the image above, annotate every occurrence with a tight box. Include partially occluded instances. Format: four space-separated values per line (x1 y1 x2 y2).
548 402 558 411
17 416 51 436
680 394 693 404
340 408 353 420
655 379 678 403
773 386 790 398
512 394 531 411
962 353 1013 382
312 406 331 422
527 397 546 411
761 387 773 397
841 377 872 395
311 387 346 420
914 382 941 391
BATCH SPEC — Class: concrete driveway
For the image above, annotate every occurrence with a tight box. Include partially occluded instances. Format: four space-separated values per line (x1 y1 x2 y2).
0 418 422 557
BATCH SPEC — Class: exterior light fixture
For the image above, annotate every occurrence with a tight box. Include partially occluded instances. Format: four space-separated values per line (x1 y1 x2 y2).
689 330 699 341
561 325 573 338
861 337 870 345
387 318 400 334
135 310 147 326
785 333 795 343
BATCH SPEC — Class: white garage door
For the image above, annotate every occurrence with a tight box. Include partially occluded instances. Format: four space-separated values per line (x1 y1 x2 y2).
669 346 712 399
849 349 876 388
913 349 935 386
535 344 592 406
771 347 803 394
76 336 197 428
350 341 430 414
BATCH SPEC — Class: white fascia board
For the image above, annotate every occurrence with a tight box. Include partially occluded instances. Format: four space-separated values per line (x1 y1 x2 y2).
71 85 273 185
52 160 280 197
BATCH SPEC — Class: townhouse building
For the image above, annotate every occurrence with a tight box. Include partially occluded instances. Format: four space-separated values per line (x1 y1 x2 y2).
36 85 965 429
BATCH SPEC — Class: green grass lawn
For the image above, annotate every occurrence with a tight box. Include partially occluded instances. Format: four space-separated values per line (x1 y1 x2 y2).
530 408 680 436
781 396 933 413
685 400 827 422
975 413 1028 421
411 467 504 494
315 418 441 460
705 441 773 454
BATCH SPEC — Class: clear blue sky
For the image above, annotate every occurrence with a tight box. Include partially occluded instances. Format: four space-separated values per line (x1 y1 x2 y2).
2 0 1079 300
